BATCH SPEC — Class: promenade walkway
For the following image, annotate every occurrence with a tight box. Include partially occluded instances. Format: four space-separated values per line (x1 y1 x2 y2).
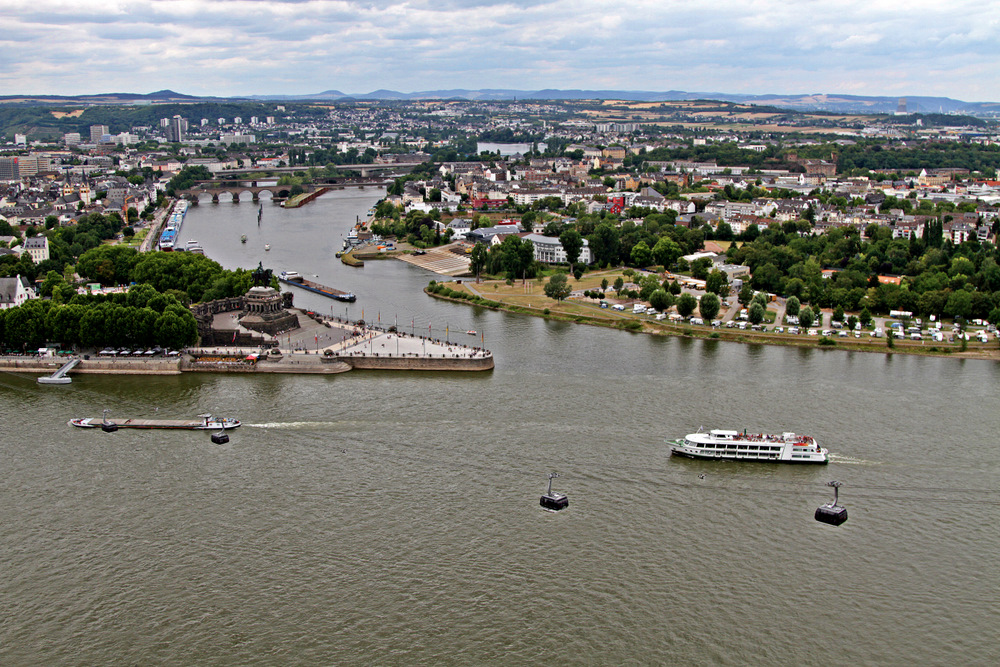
396 243 472 276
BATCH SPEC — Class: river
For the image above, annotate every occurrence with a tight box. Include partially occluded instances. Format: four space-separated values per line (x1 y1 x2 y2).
2 189 999 665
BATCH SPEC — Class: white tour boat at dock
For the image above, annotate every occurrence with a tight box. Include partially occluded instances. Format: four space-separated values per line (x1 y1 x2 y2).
669 428 829 463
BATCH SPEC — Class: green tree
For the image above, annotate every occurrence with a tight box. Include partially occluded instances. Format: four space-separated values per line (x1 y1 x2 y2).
786 295 801 318
652 236 683 268
705 269 728 296
738 283 754 307
859 307 872 327
690 257 713 280
676 293 697 318
944 289 973 320
799 306 815 329
469 242 488 281
699 293 721 321
543 273 572 301
629 240 653 267
153 309 199 349
589 222 620 267
559 229 584 266
40 270 65 298
649 289 672 312
748 302 765 325
987 307 1000 329
3 300 50 349
613 276 625 296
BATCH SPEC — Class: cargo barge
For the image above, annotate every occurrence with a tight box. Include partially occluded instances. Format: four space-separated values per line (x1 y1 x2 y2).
70 413 240 430
278 271 356 302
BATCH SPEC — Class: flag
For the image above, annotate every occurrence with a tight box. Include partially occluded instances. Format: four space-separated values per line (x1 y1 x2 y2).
232 331 237 343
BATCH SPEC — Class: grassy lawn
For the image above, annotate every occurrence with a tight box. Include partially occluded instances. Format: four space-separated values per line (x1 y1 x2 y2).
431 277 1000 361
119 229 149 248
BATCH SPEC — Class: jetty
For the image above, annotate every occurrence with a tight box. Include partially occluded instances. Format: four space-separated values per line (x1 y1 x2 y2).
37 358 79 384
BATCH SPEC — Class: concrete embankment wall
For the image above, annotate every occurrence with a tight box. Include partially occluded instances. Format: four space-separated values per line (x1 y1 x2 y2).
0 358 183 375
179 359 352 374
2 354 492 376
343 355 494 371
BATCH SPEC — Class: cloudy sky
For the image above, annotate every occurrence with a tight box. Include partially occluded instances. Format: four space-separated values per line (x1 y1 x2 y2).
3 0 1000 100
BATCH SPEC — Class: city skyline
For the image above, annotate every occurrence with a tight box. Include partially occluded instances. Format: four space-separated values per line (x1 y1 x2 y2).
3 0 1000 101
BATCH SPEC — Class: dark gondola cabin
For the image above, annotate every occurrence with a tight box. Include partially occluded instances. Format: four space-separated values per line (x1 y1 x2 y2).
211 431 230 444
815 480 848 526
815 504 848 526
540 491 569 511
101 422 118 433
540 472 568 511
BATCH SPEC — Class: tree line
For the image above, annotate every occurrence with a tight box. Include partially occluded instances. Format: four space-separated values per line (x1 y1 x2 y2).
0 284 197 351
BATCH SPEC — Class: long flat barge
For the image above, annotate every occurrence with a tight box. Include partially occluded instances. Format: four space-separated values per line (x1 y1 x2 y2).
278 272 356 302
70 416 241 430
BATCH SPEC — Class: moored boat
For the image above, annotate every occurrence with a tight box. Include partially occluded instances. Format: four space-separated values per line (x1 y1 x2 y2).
669 428 829 463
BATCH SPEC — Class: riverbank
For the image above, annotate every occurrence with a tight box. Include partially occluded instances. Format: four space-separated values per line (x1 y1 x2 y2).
1 314 494 379
426 280 1000 362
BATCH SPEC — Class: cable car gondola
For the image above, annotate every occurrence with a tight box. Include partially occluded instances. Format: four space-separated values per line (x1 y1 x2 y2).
815 480 848 526
540 472 569 511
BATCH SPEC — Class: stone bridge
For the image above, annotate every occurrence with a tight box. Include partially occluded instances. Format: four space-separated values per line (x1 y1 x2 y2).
178 177 393 203
177 181 307 204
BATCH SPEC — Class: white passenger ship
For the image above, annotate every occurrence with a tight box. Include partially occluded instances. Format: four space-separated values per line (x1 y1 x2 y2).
669 428 829 464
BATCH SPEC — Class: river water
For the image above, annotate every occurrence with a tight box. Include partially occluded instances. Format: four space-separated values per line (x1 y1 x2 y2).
2 190 999 665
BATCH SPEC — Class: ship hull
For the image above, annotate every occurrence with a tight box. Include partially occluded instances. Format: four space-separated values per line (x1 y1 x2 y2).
278 276 356 302
70 418 241 430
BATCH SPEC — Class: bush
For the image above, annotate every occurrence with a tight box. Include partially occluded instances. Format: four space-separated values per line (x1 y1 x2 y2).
543 308 550 315
818 336 836 346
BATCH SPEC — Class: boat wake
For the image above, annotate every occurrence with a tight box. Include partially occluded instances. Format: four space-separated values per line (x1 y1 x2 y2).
245 421 345 429
828 454 882 465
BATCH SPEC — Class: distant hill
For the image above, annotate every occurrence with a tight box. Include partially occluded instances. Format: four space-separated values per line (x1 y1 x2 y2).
0 89 215 105
249 89 1000 115
3 88 999 116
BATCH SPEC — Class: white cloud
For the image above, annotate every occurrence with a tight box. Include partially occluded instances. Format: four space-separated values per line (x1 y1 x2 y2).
0 0 999 99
